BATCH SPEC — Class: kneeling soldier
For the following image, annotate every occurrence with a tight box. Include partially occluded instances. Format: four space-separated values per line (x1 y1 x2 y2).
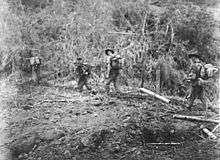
75 57 92 92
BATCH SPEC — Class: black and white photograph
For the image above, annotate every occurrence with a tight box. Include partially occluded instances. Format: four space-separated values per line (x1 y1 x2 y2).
0 0 219 159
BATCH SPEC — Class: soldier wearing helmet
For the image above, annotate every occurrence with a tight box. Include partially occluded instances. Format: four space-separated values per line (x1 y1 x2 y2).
105 49 122 93
186 50 217 113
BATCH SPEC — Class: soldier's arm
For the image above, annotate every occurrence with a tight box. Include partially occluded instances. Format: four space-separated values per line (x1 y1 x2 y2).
186 65 197 81
198 77 215 85
186 72 196 81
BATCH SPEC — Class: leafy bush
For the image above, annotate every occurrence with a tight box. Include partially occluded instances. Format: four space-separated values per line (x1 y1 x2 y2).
1 0 218 95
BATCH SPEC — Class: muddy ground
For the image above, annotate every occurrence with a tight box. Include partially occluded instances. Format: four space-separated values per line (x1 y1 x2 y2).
1 79 220 160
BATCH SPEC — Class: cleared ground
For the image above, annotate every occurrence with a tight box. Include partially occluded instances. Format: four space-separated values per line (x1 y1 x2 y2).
0 80 218 160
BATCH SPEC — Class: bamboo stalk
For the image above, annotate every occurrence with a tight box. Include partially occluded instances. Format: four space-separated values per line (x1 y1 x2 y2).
146 142 181 145
140 88 171 104
108 31 136 35
212 123 220 133
42 99 76 103
200 125 217 140
173 115 220 124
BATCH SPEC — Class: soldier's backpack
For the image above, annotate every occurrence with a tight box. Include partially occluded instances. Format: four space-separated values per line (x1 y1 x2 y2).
200 64 219 80
30 57 41 66
110 55 122 69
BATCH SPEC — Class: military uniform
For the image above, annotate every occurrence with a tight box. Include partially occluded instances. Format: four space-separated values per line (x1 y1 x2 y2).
30 55 41 83
75 58 91 92
187 53 206 111
105 49 122 93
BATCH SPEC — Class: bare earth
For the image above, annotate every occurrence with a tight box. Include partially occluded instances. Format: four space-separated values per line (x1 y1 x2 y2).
0 80 218 160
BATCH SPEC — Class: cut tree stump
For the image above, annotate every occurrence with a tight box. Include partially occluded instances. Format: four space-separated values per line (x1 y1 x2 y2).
173 115 220 124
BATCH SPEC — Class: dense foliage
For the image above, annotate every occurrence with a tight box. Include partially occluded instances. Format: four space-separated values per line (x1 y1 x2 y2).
0 0 219 93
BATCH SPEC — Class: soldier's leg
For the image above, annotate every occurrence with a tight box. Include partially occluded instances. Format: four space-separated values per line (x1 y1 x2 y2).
105 75 114 93
31 66 36 82
77 76 85 92
199 94 214 117
199 95 206 109
187 87 196 111
194 86 205 112
84 77 92 91
188 96 196 111
113 76 120 92
35 66 40 84
201 95 218 114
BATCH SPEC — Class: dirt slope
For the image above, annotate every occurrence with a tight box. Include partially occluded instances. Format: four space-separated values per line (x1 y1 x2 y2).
4 81 219 160
0 79 18 160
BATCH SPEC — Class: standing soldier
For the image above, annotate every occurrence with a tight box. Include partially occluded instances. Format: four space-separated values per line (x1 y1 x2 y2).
30 50 41 84
186 51 217 113
105 49 122 93
75 57 92 92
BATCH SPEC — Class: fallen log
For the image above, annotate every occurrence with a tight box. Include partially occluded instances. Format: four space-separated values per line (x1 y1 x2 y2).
140 88 171 104
146 142 181 145
200 125 217 140
173 115 220 124
41 99 77 103
108 31 136 35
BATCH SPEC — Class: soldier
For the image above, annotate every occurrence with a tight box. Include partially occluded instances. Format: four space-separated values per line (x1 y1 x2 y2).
75 57 92 92
105 49 122 93
186 51 205 110
185 51 217 113
30 50 41 84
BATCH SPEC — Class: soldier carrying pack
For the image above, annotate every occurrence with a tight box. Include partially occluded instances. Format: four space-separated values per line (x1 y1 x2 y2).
105 49 122 93
30 51 41 83
186 51 218 113
75 57 92 92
